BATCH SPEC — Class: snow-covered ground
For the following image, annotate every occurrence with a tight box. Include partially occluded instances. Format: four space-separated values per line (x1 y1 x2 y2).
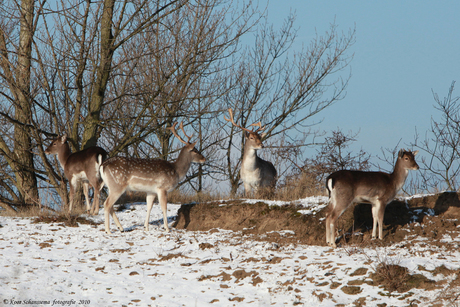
1 196 460 306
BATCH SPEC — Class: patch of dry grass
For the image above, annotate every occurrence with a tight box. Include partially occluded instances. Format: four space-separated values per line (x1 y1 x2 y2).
1 204 59 217
275 172 326 201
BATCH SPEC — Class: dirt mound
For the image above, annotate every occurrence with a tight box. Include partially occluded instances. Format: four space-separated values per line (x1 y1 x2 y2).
173 192 460 247
173 200 327 245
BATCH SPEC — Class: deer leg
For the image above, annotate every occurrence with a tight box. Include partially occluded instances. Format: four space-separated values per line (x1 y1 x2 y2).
103 193 124 234
326 190 352 248
157 189 170 232
325 212 332 247
68 178 77 213
144 193 156 232
90 181 103 215
82 182 91 214
90 185 100 215
371 202 382 240
103 197 112 234
377 201 386 240
326 209 339 248
326 198 341 248
109 205 124 233
243 182 252 197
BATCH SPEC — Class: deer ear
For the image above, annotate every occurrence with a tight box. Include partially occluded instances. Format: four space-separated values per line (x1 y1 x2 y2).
189 141 197 149
261 132 267 139
398 149 404 158
244 131 249 139
61 135 67 143
413 150 419 156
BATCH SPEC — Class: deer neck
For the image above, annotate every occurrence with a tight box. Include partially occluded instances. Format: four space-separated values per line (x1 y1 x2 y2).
242 144 258 169
173 147 193 181
57 143 72 169
391 158 409 191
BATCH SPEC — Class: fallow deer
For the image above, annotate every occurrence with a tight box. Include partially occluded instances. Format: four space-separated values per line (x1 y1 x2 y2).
325 149 419 248
45 135 108 215
100 122 206 235
224 108 277 196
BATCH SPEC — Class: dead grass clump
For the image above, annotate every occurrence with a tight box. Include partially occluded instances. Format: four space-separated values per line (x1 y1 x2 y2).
32 214 100 227
1 204 57 217
242 186 277 200
373 263 409 292
276 172 325 201
369 261 438 293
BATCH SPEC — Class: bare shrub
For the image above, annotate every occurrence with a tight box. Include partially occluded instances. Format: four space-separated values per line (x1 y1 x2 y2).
279 129 370 200
411 81 460 192
373 262 409 293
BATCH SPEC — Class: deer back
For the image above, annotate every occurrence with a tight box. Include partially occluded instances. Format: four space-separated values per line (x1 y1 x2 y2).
326 149 419 203
327 170 395 202
64 147 108 180
101 157 180 193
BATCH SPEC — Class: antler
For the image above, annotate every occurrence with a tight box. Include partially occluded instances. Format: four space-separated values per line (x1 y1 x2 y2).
224 109 265 132
250 122 265 133
167 122 194 145
224 108 251 132
224 108 265 133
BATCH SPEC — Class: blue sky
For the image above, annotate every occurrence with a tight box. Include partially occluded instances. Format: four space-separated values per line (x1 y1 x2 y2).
265 1 460 167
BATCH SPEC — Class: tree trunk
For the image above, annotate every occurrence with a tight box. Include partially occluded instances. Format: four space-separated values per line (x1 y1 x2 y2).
81 0 115 149
13 0 39 205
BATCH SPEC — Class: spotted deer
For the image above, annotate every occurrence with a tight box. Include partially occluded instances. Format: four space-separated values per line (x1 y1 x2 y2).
45 135 108 215
325 149 419 248
224 108 277 196
100 122 206 234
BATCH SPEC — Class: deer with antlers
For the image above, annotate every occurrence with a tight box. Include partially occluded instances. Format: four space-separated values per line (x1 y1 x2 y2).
224 108 277 196
45 135 108 215
100 122 206 234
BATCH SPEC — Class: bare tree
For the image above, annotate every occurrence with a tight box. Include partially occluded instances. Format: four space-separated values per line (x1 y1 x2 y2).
411 81 460 192
220 17 356 194
0 0 261 210
100 0 260 193
0 0 45 209
1 0 356 211
0 0 190 211
306 129 370 174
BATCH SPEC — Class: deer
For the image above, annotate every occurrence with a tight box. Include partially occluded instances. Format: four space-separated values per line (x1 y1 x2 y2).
325 149 419 248
45 135 108 215
224 108 277 196
100 122 206 235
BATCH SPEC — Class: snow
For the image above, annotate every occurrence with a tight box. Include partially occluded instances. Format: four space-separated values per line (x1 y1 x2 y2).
1 196 460 306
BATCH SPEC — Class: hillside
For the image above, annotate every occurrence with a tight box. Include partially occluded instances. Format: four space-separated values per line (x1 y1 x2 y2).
1 193 460 306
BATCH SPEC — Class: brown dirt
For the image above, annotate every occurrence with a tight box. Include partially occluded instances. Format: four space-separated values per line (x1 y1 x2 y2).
32 214 100 227
173 192 460 248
